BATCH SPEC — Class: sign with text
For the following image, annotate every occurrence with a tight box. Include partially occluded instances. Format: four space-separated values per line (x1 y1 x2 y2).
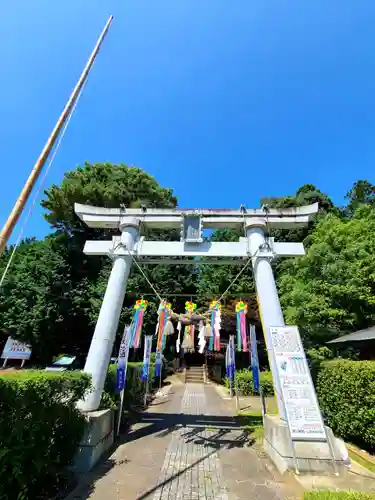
1 337 32 360
270 326 326 441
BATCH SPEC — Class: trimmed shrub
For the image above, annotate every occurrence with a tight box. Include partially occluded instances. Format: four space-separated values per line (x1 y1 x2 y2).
306 346 334 384
225 369 274 396
0 370 91 499
317 360 375 451
103 360 167 409
104 362 145 408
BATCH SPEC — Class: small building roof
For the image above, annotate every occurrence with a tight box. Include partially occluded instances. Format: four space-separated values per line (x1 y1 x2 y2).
327 326 375 345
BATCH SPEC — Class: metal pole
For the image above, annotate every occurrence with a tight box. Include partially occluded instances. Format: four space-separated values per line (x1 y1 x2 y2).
144 374 150 407
0 15 114 256
116 389 125 436
234 373 240 412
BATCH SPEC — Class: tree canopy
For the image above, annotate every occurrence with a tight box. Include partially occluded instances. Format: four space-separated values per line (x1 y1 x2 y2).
278 205 375 346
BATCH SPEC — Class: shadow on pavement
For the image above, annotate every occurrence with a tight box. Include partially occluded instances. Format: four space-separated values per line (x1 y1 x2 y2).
66 410 257 499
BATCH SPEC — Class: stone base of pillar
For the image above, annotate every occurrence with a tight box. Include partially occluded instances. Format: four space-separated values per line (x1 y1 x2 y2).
73 409 114 473
263 415 349 475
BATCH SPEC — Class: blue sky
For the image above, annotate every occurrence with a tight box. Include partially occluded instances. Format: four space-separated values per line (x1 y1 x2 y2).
1 1 375 241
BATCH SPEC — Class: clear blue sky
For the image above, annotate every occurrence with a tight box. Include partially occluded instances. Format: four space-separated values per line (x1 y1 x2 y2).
1 1 375 241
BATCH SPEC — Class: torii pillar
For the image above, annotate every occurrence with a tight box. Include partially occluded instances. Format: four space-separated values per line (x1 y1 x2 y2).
247 219 285 417
79 218 139 411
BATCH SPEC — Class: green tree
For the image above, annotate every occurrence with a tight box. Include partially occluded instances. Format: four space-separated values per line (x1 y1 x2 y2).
278 205 375 346
42 162 177 235
0 239 76 362
41 162 195 357
261 183 336 244
345 180 375 215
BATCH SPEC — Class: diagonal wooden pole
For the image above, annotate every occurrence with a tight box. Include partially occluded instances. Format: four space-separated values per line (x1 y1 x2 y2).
0 14 113 256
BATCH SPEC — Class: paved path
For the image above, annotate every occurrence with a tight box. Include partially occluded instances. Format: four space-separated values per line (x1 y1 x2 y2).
68 383 300 500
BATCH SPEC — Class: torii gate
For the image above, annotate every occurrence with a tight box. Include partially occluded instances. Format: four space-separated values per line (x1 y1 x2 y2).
75 202 318 413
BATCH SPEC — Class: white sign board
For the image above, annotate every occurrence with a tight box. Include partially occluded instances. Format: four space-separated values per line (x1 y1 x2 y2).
269 326 326 441
1 337 32 360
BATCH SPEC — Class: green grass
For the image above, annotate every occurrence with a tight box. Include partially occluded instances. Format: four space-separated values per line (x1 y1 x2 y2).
347 446 375 474
236 411 263 427
304 492 375 499
236 410 264 444
349 451 375 474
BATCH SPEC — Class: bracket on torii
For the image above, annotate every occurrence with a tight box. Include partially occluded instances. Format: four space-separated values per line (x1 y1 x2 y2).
74 202 318 264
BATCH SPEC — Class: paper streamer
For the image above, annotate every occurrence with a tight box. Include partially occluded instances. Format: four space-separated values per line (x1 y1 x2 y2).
156 300 171 351
130 299 148 348
235 301 248 352
209 301 221 352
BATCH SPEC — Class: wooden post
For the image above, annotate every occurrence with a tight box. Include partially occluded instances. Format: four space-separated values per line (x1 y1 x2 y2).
0 15 113 255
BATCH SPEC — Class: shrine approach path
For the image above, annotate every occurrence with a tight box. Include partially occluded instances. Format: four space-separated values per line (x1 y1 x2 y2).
68 381 300 500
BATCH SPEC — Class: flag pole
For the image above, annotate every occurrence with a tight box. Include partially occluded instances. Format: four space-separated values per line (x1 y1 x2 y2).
0 14 114 256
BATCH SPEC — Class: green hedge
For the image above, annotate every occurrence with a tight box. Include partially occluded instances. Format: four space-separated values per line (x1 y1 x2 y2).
103 360 167 409
317 360 375 451
224 369 274 396
0 370 91 499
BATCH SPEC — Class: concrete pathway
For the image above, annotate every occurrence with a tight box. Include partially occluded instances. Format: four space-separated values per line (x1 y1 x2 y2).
68 383 300 500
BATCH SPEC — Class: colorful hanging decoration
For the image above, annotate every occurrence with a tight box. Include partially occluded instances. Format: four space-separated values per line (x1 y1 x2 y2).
181 324 195 352
209 301 221 351
185 301 197 314
181 301 197 352
156 300 172 350
130 299 148 349
235 301 248 352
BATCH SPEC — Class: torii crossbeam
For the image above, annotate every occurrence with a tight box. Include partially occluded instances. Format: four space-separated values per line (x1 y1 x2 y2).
75 203 318 412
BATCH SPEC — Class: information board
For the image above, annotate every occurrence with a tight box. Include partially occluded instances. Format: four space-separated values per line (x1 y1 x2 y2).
1 337 32 360
269 326 326 441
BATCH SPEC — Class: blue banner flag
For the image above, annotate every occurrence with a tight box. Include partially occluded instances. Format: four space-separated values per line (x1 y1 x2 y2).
115 326 131 393
141 335 153 381
154 349 163 378
225 336 235 381
250 325 260 392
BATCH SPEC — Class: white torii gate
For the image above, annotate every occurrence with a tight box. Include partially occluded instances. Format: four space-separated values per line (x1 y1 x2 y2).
75 202 318 413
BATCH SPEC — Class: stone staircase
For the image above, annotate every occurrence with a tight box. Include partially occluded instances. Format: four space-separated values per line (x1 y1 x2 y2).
185 365 205 384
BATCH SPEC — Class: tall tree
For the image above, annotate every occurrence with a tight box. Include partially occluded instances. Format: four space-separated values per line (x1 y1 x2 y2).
278 205 375 346
0 239 76 362
345 180 375 215
40 162 196 357
261 184 336 244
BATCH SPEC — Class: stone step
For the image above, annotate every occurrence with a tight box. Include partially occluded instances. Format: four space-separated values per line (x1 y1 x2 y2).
185 376 204 383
